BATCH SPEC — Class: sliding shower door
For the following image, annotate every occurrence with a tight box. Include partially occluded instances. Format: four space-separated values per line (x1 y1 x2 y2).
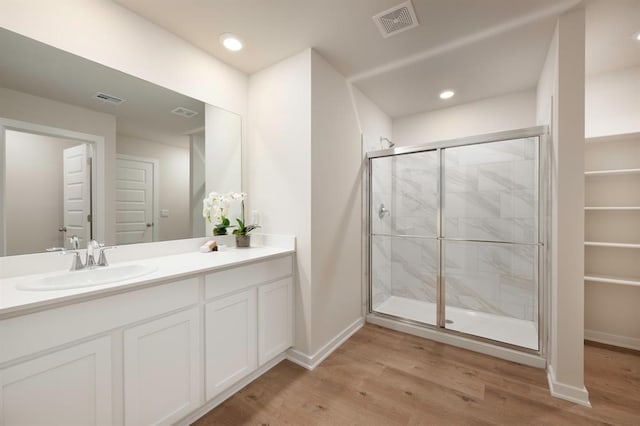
442 137 539 350
368 130 544 352
370 150 439 326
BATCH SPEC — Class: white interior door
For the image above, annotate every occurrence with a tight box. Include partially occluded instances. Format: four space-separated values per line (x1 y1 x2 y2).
116 156 155 244
63 144 92 247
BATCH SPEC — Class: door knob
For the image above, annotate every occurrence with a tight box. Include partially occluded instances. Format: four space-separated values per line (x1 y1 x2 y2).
146 223 153 228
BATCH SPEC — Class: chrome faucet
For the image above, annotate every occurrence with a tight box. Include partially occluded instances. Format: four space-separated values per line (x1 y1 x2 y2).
48 237 116 271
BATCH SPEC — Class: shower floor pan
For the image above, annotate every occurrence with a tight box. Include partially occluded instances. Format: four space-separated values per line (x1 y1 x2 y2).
374 296 538 350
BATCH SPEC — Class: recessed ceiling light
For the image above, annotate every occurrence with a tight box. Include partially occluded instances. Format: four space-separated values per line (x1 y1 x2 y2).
634 31 640 42
220 33 243 51
439 90 455 100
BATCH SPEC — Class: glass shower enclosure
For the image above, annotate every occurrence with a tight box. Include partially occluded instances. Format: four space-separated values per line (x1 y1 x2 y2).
367 127 547 352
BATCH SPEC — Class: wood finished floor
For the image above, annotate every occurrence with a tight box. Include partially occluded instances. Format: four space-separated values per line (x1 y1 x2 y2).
194 324 640 425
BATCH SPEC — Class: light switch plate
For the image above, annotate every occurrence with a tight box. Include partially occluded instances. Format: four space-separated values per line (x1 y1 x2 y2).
160 209 169 217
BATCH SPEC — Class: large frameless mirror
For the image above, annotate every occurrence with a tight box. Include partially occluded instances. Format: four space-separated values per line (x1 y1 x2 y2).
0 27 241 256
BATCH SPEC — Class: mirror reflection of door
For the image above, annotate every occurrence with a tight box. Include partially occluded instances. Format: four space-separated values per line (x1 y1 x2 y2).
5 129 91 255
115 155 157 245
63 143 93 249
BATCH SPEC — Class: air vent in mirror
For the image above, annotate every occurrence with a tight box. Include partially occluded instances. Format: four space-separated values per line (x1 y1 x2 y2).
171 107 199 118
93 92 125 105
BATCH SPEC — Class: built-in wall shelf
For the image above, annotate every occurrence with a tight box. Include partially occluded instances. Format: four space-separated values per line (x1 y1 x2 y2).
585 275 640 288
584 206 640 211
585 131 640 144
584 168 640 177
584 241 640 249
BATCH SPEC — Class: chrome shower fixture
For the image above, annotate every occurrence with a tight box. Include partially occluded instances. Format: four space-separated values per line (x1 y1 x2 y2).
380 136 395 149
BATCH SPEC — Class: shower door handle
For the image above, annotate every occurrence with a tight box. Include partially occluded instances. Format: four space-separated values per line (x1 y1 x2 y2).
378 204 390 219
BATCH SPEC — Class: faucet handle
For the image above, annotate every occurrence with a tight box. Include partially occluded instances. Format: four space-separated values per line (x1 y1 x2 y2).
59 249 84 271
69 235 80 250
97 246 117 267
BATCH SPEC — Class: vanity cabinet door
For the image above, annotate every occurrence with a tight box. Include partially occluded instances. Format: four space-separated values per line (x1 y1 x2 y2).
205 288 257 400
258 277 293 365
123 307 201 426
0 336 113 426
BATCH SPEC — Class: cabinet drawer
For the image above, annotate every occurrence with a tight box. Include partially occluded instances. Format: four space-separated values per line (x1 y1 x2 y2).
0 276 199 364
204 255 292 300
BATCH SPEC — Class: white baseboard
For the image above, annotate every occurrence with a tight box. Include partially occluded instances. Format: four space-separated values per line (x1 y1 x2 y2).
547 365 591 407
176 353 287 425
585 329 640 351
287 317 364 370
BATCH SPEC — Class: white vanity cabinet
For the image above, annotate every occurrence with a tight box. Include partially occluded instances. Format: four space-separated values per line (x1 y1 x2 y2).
123 307 202 425
0 276 199 426
204 255 293 401
0 251 294 425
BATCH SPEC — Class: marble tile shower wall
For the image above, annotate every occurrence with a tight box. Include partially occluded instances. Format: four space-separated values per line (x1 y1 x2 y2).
371 157 392 309
389 152 439 304
443 138 538 321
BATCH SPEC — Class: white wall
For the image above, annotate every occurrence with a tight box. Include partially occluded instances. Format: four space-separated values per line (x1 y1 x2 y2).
0 87 116 244
117 135 190 242
537 7 588 405
248 50 313 353
393 90 537 146
5 131 80 254
310 50 362 354
248 49 363 357
585 66 640 137
351 87 392 152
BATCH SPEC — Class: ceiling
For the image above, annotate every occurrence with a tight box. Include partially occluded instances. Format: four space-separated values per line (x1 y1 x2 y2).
114 0 590 118
0 27 204 146
585 0 640 76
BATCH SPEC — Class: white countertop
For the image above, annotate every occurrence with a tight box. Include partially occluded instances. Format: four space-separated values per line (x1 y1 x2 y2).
0 245 294 319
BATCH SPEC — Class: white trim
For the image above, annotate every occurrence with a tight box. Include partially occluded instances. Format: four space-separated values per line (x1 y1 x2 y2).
585 329 640 351
367 314 547 368
175 352 286 426
0 118 105 256
116 154 160 243
547 365 591 407
286 317 364 370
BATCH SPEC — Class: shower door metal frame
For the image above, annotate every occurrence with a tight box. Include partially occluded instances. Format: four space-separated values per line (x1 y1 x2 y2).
366 126 549 356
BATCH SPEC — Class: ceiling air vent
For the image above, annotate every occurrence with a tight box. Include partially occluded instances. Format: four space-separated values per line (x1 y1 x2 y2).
373 1 419 38
93 92 125 105
171 107 199 118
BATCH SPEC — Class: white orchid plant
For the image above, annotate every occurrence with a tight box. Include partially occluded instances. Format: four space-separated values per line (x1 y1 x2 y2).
202 191 259 236
202 192 233 235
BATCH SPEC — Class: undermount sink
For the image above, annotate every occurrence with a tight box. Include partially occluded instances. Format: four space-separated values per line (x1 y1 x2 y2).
17 264 158 291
